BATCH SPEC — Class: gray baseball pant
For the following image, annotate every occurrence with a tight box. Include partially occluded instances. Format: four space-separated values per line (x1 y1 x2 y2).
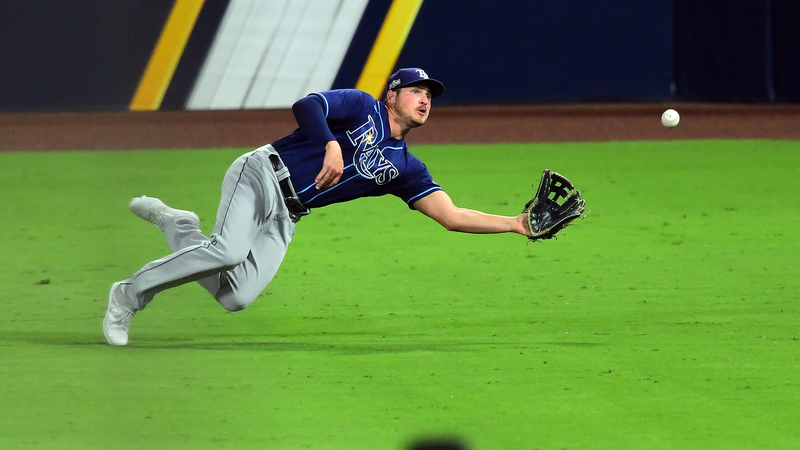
120 145 296 312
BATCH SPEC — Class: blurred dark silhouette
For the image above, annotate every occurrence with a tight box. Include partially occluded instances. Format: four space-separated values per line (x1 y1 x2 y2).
408 437 468 450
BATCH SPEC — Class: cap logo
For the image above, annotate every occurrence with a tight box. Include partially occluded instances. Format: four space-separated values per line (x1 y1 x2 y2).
415 69 429 79
389 79 401 89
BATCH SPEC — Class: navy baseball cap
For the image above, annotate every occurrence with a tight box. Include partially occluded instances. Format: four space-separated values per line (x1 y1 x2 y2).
385 68 445 98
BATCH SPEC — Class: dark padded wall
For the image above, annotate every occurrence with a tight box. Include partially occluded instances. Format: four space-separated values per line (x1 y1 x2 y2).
674 0 773 102
772 0 800 102
0 1 173 112
396 0 674 105
2 0 799 111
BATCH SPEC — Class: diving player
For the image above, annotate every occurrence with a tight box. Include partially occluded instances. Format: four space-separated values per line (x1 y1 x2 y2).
103 68 531 345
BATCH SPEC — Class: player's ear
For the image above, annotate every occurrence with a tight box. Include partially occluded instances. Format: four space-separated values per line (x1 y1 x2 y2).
385 89 396 106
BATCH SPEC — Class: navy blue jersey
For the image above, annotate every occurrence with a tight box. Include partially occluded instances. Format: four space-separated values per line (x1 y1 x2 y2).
272 89 441 209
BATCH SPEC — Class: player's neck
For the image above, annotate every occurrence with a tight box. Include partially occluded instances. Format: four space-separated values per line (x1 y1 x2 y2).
387 108 411 139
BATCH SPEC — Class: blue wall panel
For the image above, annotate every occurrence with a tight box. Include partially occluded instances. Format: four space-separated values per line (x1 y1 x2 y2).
1 1 797 112
0 1 173 112
674 0 772 102
396 0 673 105
772 0 800 102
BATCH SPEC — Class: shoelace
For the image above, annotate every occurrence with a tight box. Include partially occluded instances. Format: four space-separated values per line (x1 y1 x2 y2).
109 306 133 327
149 208 165 228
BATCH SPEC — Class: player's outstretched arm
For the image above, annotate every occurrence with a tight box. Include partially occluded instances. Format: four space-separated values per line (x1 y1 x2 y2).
413 190 529 236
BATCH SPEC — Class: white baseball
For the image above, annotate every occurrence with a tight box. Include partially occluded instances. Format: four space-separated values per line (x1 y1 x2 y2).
661 109 680 127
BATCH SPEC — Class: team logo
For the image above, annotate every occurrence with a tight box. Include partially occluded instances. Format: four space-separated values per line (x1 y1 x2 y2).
347 116 398 185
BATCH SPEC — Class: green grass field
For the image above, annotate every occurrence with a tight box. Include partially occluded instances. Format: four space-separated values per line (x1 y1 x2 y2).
1 140 798 449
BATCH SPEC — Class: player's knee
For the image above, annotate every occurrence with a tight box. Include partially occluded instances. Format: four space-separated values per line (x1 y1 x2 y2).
212 246 249 269
213 275 259 312
216 292 256 312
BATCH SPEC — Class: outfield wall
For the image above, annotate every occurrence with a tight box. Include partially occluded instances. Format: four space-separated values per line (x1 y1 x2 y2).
1 0 798 112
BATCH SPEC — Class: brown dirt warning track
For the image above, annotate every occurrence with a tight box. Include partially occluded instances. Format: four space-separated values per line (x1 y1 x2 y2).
1 103 799 152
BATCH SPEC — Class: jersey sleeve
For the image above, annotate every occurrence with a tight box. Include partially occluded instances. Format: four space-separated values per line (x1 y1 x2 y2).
311 89 375 125
277 89 376 152
391 153 442 209
291 95 336 145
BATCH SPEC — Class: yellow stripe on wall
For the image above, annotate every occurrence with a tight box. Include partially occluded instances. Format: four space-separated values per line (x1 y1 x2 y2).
130 0 205 111
355 0 424 99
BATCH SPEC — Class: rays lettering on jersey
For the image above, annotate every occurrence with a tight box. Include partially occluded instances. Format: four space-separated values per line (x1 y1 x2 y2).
347 116 398 185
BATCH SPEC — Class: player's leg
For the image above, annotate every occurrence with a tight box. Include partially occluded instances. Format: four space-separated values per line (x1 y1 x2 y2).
209 205 295 311
163 213 207 253
194 149 294 311
107 197 211 346
104 150 273 345
126 151 272 310
129 195 207 253
104 220 260 345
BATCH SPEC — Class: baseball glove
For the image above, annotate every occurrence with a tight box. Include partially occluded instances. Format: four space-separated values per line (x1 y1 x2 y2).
522 169 585 242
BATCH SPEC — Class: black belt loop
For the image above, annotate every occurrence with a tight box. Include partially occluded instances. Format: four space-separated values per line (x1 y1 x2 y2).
268 153 310 219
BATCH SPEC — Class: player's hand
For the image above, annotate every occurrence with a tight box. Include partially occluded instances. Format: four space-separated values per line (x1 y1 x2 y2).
517 213 531 236
315 141 344 189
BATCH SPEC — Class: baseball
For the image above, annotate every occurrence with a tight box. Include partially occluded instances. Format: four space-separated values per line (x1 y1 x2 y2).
661 109 680 127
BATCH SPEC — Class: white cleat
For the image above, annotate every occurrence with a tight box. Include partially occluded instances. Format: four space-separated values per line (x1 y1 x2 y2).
103 281 135 346
129 196 199 230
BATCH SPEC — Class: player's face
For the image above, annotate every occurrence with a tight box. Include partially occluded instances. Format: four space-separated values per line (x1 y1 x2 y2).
391 85 432 128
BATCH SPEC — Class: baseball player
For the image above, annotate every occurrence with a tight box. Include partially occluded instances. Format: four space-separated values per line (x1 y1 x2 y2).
104 68 533 346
